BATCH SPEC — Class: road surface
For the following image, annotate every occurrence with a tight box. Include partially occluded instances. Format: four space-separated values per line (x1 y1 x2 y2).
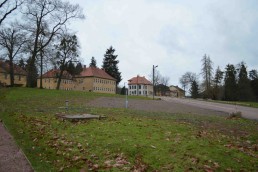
160 97 258 120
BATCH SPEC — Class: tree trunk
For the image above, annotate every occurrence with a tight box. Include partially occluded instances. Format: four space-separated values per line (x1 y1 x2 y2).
8 57 14 87
40 50 43 89
26 57 36 87
56 69 64 90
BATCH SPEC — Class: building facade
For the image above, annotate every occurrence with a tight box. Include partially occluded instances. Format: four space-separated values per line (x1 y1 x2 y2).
37 69 74 90
169 85 185 98
73 66 116 94
38 66 117 94
0 60 27 87
128 75 153 96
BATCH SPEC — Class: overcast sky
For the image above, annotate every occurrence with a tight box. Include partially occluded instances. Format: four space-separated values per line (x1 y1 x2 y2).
70 0 258 87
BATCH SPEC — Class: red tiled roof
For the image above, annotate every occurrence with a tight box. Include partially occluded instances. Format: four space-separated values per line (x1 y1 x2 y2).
78 67 116 80
128 75 152 85
41 69 72 79
0 60 27 75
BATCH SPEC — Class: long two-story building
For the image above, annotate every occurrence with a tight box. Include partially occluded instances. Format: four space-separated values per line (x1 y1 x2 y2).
37 66 117 94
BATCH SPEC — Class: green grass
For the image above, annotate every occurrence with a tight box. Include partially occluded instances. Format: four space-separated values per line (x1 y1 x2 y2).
0 88 258 171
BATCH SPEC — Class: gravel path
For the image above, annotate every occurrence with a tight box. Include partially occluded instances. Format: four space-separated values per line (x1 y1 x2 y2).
160 97 258 120
0 122 33 172
87 97 228 116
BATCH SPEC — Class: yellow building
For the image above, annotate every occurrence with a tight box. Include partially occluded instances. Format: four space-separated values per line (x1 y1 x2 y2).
169 85 185 98
0 60 27 87
74 66 116 94
38 66 116 94
37 69 74 90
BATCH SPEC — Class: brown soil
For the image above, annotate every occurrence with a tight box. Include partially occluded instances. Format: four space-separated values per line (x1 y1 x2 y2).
0 122 33 172
87 97 228 116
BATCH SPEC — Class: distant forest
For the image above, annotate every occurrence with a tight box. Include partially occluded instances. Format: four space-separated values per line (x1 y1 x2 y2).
180 54 258 102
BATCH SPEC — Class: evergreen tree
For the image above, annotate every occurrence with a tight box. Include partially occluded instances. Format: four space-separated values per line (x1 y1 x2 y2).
190 80 199 99
237 62 253 101
102 46 122 85
201 54 213 98
120 86 126 95
213 66 224 100
18 58 26 70
75 62 83 75
89 56 97 67
224 64 237 101
66 61 76 76
249 69 258 101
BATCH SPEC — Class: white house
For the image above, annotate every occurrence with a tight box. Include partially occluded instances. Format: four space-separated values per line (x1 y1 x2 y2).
128 75 153 96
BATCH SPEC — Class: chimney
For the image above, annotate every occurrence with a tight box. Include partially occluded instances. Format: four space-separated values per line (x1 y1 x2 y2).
84 65 86 69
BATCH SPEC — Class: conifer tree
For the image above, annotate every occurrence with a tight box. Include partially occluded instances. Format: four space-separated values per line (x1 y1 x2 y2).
237 62 253 101
224 64 237 101
190 80 199 99
89 56 97 67
102 46 122 85
75 62 83 75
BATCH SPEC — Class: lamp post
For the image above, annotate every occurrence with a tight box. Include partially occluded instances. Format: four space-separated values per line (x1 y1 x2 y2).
153 65 158 100
124 82 128 108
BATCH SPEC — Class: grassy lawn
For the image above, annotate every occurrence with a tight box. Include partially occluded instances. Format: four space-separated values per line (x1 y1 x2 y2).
0 88 257 171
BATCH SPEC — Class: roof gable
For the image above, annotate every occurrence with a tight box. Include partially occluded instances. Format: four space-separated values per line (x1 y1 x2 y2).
0 60 27 75
41 69 72 79
78 67 116 80
128 75 152 85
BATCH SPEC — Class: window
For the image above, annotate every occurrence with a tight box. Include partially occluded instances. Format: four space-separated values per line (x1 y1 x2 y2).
139 91 141 95
139 85 141 89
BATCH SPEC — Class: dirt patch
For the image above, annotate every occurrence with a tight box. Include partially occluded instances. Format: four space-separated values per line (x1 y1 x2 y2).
0 122 33 172
87 97 228 116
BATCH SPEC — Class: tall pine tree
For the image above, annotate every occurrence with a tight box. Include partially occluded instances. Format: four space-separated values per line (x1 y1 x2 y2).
102 46 122 86
237 62 253 101
213 66 224 100
89 56 97 67
249 69 258 101
224 64 237 101
190 80 199 99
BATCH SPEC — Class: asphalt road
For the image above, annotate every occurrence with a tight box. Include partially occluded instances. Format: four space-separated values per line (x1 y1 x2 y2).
159 97 258 120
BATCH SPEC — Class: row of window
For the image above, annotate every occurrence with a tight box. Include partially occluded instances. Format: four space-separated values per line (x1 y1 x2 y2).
4 74 22 81
44 79 73 84
94 78 115 85
129 85 148 90
94 87 115 92
129 91 148 95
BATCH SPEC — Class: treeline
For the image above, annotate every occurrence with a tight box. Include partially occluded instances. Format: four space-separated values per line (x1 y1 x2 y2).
0 0 122 89
180 54 258 101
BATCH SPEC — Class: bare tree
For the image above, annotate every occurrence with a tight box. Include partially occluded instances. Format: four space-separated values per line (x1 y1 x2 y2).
0 24 27 86
160 76 170 86
201 54 213 98
21 0 85 87
0 0 23 26
179 72 197 92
